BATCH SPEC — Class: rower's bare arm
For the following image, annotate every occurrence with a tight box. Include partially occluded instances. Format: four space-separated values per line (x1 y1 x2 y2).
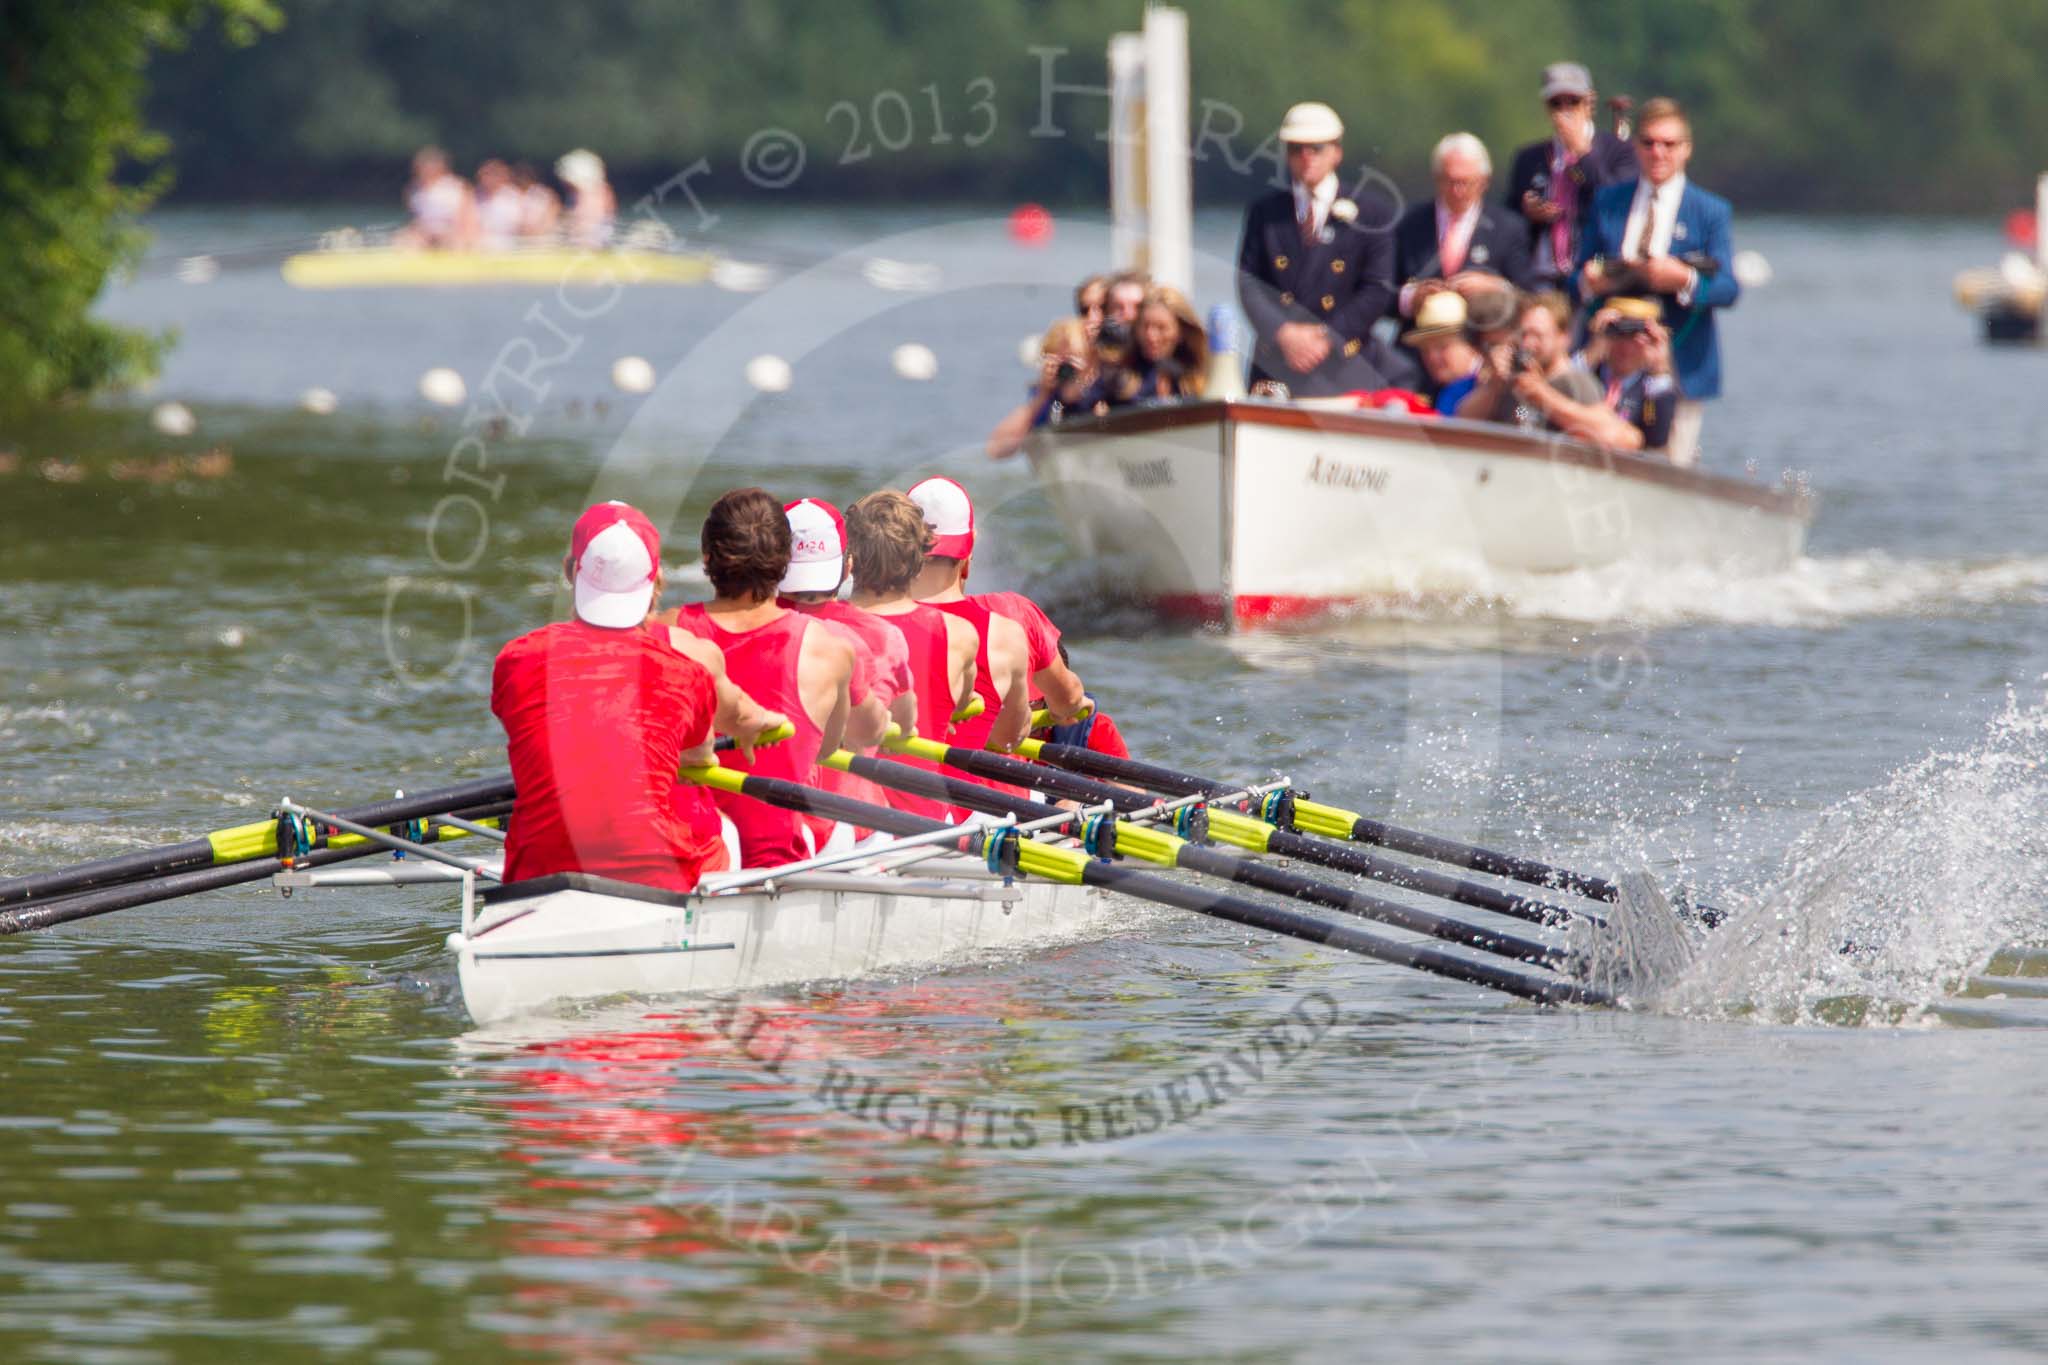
987 616 1032 752
1032 655 1086 723
889 689 918 736
801 624 857 759
669 628 785 761
844 693 891 751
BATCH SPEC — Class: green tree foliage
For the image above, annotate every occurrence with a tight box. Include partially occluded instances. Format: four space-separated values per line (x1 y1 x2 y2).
1 0 276 413
144 0 2048 212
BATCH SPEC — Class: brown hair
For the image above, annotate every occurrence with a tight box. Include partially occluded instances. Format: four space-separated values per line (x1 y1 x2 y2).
845 490 933 596
1635 97 1690 139
1139 284 1210 396
1520 289 1573 330
700 486 789 602
1074 274 1109 315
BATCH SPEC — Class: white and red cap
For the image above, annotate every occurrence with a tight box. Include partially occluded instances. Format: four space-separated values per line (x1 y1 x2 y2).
568 500 661 628
779 497 848 594
908 476 975 559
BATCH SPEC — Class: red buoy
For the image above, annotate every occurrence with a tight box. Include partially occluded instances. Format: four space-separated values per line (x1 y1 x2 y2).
1008 203 1053 248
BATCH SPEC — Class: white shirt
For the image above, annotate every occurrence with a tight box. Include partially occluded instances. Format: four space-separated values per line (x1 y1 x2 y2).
1291 174 1338 239
1620 172 1698 305
1621 172 1687 260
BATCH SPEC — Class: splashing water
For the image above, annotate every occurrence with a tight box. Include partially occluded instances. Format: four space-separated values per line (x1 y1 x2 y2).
1651 691 2048 1025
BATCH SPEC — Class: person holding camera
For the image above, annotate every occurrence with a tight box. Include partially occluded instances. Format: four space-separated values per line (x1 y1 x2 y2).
1504 64 1636 287
1528 298 1679 453
1235 101 1398 396
985 317 1106 459
1455 290 1603 428
1572 97 1736 467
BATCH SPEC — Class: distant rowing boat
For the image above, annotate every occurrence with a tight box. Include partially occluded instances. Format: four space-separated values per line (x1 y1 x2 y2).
280 244 714 289
1028 399 1814 628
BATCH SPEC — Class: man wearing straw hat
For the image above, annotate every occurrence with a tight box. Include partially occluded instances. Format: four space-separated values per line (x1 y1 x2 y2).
1235 101 1398 396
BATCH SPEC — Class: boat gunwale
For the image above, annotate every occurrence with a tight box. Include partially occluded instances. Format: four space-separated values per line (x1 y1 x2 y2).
1033 398 1812 520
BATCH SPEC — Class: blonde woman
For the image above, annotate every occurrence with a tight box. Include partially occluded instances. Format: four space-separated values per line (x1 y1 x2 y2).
985 317 1104 458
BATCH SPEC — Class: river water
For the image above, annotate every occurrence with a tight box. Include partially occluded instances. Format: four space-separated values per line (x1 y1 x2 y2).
2 207 2045 1360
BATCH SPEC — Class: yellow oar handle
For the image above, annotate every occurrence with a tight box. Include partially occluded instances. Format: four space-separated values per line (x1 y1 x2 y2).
712 720 795 753
1027 697 1095 730
951 695 985 722
209 815 500 864
679 763 747 792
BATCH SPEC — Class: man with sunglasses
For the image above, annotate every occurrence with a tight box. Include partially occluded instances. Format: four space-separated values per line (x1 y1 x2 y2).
1234 101 1399 395
1504 63 1636 287
1573 97 1738 467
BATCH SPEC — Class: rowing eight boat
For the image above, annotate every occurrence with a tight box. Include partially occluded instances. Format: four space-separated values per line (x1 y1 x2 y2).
281 246 714 289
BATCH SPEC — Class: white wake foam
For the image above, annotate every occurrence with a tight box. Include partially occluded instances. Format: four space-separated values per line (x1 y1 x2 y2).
1478 552 2048 629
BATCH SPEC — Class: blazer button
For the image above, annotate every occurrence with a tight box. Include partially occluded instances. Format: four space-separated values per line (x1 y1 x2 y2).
1321 294 1335 311
1274 254 1290 270
1331 259 1345 273
1343 338 1361 356
1279 291 1294 305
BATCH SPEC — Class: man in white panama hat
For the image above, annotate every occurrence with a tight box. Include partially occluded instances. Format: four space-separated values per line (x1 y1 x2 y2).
1234 102 1399 396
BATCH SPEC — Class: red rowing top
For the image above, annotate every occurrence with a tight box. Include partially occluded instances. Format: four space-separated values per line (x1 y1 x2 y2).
490 620 725 892
668 605 823 867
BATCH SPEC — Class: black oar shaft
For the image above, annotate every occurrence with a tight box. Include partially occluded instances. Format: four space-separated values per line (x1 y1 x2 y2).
915 745 1594 930
728 770 1603 1006
1258 829 1600 930
1078 860 1607 1007
841 755 1569 969
1028 741 1623 902
0 801 512 934
0 776 516 909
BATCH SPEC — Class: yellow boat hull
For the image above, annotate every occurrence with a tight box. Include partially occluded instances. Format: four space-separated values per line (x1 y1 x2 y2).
281 247 713 289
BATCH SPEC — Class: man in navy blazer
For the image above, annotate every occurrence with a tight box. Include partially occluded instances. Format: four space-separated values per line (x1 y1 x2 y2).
1391 132 1534 320
1502 62 1636 286
1235 101 1400 395
1572 97 1738 466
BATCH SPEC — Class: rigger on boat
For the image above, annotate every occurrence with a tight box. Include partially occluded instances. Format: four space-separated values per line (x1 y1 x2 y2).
0 485 1713 1026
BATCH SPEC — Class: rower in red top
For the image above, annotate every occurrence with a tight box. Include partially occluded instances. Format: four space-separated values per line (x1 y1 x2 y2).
907 477 1087 759
658 487 855 867
778 495 912 847
489 501 783 892
845 489 980 820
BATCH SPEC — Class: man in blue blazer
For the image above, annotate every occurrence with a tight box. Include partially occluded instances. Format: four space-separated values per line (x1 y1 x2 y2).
1236 101 1401 395
1572 97 1738 466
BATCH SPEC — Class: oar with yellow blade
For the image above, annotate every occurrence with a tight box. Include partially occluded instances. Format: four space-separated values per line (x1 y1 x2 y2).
0 801 510 934
888 729 1600 932
824 748 1574 971
681 761 1611 1007
0 777 516 911
1018 738 1627 904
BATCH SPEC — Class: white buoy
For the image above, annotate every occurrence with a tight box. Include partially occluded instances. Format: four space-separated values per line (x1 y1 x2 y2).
1731 250 1774 289
418 368 466 406
744 354 793 393
611 356 656 393
890 343 938 382
298 387 338 416
1017 334 1041 368
150 401 196 437
861 258 943 293
710 258 777 293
